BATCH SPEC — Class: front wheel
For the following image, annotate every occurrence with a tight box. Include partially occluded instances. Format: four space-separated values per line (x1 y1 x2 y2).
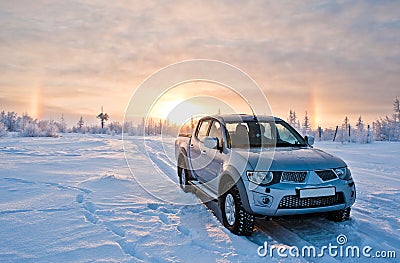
220 185 254 236
326 207 351 222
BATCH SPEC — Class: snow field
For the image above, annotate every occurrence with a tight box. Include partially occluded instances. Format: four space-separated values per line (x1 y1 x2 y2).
0 134 398 262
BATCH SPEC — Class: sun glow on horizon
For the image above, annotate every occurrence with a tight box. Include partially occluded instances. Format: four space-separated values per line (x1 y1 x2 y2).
31 86 41 119
149 98 206 124
146 82 252 125
311 90 320 129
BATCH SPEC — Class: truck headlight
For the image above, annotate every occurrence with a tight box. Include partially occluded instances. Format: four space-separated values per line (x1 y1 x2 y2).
334 167 352 180
246 171 274 185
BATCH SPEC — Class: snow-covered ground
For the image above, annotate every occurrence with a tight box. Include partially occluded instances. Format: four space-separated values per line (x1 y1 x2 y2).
0 134 398 262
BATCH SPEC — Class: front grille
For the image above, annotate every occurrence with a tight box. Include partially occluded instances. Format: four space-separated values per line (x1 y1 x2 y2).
315 170 337 181
281 171 307 183
278 192 344 209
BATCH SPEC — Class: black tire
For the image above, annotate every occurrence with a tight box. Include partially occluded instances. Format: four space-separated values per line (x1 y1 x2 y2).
219 185 255 236
326 207 351 222
177 158 192 193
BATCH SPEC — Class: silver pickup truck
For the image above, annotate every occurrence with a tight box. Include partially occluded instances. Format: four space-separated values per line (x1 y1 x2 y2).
175 114 356 236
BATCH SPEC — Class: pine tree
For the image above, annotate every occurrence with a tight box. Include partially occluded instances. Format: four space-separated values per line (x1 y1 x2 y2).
355 116 366 143
302 111 311 135
288 110 293 124
97 106 109 129
59 114 66 133
5 111 17 132
288 110 300 130
394 97 400 121
340 116 353 143
77 116 84 129
356 116 364 131
287 110 296 126
296 120 301 131
393 97 400 140
20 112 33 131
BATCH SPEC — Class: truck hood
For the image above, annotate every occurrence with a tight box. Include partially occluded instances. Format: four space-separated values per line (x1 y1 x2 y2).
232 147 346 171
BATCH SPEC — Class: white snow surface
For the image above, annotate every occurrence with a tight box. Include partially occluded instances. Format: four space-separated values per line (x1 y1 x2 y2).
0 134 398 262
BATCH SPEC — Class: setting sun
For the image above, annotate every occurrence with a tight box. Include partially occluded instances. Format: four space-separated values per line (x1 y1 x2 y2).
146 81 253 125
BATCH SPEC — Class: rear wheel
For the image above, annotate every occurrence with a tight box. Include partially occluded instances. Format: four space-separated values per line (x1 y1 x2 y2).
220 185 254 236
326 207 351 222
177 158 192 193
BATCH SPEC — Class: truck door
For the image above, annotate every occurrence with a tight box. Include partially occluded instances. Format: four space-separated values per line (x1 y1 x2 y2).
202 120 224 190
189 119 212 181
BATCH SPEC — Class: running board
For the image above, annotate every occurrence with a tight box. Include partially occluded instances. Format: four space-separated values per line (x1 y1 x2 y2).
189 180 219 200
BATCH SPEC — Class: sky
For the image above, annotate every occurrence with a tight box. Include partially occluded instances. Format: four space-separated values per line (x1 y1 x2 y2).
0 0 399 128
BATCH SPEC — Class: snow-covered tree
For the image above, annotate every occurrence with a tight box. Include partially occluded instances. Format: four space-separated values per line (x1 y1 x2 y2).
394 97 400 121
321 127 337 141
373 117 392 141
0 122 6 137
373 97 400 141
77 116 84 128
393 97 400 140
108 122 122 135
341 116 350 143
3 111 18 132
0 111 6 129
57 114 67 133
302 111 311 135
19 120 59 137
21 122 41 137
18 113 34 132
296 120 301 131
355 116 364 131
366 123 374 143
288 110 299 128
288 110 294 125
40 120 59 137
354 116 367 143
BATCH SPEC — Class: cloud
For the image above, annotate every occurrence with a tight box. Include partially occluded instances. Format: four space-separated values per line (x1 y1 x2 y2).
0 0 399 127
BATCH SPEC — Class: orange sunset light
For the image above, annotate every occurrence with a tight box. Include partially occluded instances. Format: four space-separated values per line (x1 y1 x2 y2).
31 87 41 120
0 1 398 129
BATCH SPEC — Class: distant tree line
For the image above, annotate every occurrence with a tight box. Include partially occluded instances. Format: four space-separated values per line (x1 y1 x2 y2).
1 97 399 141
372 97 400 141
0 110 181 138
287 97 400 143
0 111 59 137
0 110 122 138
123 117 181 137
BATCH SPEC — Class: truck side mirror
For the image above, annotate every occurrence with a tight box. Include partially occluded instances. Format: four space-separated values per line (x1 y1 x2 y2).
305 135 315 146
203 136 219 149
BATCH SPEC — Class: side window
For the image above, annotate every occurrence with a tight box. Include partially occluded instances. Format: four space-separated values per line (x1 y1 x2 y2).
277 124 298 144
208 120 223 148
262 122 273 140
196 119 211 141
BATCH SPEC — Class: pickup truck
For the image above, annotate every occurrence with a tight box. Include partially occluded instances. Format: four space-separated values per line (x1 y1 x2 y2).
175 114 356 236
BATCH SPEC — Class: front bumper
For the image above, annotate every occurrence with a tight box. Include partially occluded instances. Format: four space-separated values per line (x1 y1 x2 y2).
246 179 356 216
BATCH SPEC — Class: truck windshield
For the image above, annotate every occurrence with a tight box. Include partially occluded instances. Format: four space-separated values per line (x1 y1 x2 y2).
225 121 307 148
